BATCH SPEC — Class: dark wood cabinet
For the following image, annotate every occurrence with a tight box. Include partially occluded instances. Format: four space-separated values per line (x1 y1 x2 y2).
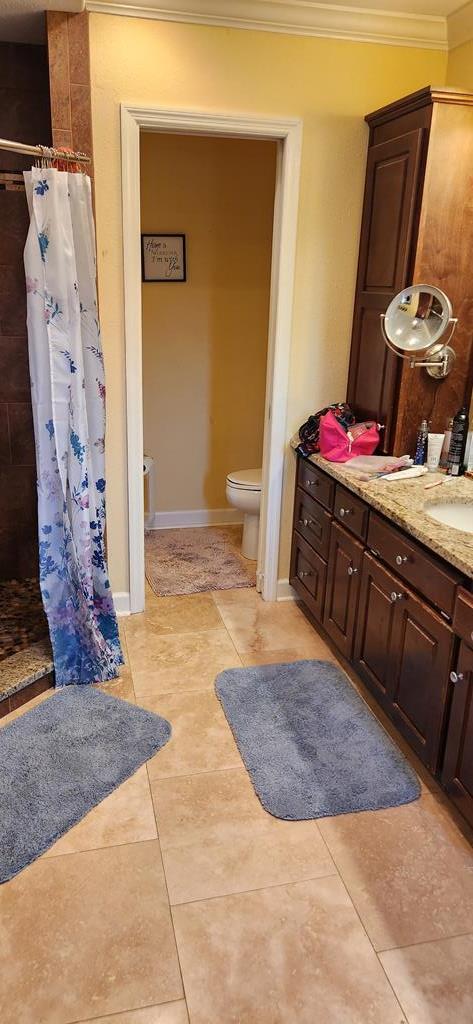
368 510 462 619
389 586 453 771
333 483 369 542
347 87 473 456
442 590 473 825
293 487 331 559
290 531 327 624
290 454 472 824
347 128 424 452
442 641 473 825
323 522 363 659
355 552 452 769
354 551 400 708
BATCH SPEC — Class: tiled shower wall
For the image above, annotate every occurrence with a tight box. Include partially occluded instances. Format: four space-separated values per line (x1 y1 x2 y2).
46 11 94 177
0 42 51 580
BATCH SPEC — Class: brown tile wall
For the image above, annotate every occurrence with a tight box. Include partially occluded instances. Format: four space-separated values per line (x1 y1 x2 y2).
0 42 51 580
46 11 94 177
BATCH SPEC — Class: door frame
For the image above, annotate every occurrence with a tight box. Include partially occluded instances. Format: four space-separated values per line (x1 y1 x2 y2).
121 104 302 612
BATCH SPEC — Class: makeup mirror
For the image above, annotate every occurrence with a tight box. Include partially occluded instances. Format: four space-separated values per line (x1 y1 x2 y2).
381 284 457 378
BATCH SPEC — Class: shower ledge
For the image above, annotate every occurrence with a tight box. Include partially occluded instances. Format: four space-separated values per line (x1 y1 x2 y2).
0 639 54 717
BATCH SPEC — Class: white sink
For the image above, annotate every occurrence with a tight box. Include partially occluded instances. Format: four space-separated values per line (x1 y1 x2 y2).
425 502 473 534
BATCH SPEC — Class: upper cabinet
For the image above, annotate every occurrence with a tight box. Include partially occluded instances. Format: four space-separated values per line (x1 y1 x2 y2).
346 87 473 455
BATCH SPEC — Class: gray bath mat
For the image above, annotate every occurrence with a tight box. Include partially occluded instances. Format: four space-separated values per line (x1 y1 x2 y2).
216 660 420 820
0 686 171 882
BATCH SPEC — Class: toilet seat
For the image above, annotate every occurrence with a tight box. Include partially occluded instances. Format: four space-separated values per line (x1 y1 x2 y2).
226 469 262 491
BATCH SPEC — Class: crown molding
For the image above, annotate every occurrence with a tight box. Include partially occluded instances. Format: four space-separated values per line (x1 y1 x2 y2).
86 0 448 51
448 1 473 49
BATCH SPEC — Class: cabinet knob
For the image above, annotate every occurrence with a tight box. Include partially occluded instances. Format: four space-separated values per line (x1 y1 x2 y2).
450 671 465 684
299 518 314 528
339 507 353 517
305 479 317 487
395 554 408 566
347 566 359 576
298 570 313 580
390 591 404 603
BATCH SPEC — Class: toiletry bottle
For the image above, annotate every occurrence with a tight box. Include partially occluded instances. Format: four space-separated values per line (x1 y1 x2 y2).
439 417 453 470
447 406 469 476
414 419 429 465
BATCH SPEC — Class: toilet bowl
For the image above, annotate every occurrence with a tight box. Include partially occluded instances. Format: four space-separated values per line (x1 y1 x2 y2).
226 469 262 560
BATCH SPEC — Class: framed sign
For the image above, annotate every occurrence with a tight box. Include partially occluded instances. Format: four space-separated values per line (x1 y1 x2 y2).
141 233 187 282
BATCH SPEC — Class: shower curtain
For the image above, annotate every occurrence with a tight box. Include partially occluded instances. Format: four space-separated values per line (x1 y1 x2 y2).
23 167 123 686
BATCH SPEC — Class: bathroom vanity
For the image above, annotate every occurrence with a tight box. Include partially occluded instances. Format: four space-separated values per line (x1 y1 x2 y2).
290 451 473 827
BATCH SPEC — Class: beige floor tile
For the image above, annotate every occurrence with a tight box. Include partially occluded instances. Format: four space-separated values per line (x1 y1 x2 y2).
0 841 183 1024
241 637 339 666
172 875 405 1024
318 794 473 951
141 691 242 781
129 629 240 696
43 766 157 857
118 623 129 664
211 587 262 607
124 594 223 639
151 767 336 903
379 934 473 1024
213 589 320 654
98 663 136 702
77 1002 189 1024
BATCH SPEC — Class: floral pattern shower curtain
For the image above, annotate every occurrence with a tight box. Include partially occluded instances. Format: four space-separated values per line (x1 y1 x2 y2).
24 167 123 686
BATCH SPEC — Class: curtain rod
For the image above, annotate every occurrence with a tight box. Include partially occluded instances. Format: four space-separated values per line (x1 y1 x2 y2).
0 137 91 164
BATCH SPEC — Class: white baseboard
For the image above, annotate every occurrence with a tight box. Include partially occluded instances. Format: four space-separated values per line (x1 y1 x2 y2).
113 591 131 616
276 578 296 602
145 508 243 530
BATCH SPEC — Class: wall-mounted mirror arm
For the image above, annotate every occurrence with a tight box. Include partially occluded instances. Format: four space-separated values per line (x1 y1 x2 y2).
380 313 457 378
380 285 457 380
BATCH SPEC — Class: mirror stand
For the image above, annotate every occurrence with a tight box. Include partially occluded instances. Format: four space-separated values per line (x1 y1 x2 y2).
380 314 457 379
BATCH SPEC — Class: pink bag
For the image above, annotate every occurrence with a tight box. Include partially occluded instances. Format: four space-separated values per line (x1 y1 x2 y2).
319 410 380 463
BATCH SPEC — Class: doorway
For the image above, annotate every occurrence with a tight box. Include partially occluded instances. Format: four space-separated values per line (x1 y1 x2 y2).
121 106 302 613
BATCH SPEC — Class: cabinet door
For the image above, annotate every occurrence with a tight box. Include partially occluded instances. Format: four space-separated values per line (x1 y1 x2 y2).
323 522 363 659
389 590 453 770
442 642 473 828
290 532 327 624
293 486 331 559
355 552 453 769
354 551 399 710
346 129 424 452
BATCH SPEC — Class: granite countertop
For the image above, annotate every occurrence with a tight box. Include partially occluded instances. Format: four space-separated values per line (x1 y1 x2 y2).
293 446 473 579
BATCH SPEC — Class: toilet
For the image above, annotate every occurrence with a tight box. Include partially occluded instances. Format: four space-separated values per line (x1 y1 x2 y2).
143 455 155 526
226 468 262 560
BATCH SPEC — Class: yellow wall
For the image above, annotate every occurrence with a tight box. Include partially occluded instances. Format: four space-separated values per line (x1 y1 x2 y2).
447 40 473 90
140 133 276 514
89 13 446 595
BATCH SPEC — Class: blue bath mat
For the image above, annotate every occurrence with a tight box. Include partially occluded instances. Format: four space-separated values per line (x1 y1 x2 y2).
216 660 420 820
0 686 171 882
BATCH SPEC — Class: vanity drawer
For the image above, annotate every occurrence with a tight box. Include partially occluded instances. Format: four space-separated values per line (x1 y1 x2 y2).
297 458 335 511
333 483 369 542
367 511 462 618
290 532 327 623
453 589 473 647
294 487 331 559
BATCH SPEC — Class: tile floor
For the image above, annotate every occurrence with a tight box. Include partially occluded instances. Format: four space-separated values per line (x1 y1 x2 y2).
1 585 473 1024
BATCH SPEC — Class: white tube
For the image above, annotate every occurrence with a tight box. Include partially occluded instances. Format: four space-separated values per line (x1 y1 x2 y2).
427 433 445 472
